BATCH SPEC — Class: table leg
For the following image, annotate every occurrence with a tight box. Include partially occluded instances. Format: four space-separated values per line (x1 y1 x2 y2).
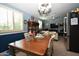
9 46 16 56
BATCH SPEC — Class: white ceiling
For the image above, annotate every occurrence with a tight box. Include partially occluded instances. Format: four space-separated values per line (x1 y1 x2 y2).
3 3 79 19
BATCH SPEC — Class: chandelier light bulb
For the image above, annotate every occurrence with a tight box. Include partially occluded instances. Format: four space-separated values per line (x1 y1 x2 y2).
38 3 52 16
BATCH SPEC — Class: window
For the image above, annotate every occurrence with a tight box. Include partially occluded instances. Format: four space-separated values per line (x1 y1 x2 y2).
0 5 23 32
38 20 42 29
7 8 14 30
0 7 7 30
14 10 23 31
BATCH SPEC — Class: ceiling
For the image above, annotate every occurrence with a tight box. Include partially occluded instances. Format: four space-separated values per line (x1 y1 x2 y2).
2 3 79 19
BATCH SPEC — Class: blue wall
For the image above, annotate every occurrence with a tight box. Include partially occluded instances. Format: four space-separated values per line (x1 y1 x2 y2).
23 13 31 32
0 32 25 52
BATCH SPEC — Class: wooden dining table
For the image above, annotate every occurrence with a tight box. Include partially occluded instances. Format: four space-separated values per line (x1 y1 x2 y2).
8 35 52 56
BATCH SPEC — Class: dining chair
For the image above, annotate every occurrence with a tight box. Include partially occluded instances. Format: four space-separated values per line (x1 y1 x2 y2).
46 35 55 56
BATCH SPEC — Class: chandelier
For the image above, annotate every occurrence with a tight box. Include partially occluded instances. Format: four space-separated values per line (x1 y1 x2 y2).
38 3 52 16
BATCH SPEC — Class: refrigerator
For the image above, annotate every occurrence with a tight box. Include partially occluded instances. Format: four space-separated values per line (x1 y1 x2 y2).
64 12 79 52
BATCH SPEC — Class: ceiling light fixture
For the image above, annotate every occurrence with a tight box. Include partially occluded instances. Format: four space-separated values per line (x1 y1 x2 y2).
38 3 52 19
